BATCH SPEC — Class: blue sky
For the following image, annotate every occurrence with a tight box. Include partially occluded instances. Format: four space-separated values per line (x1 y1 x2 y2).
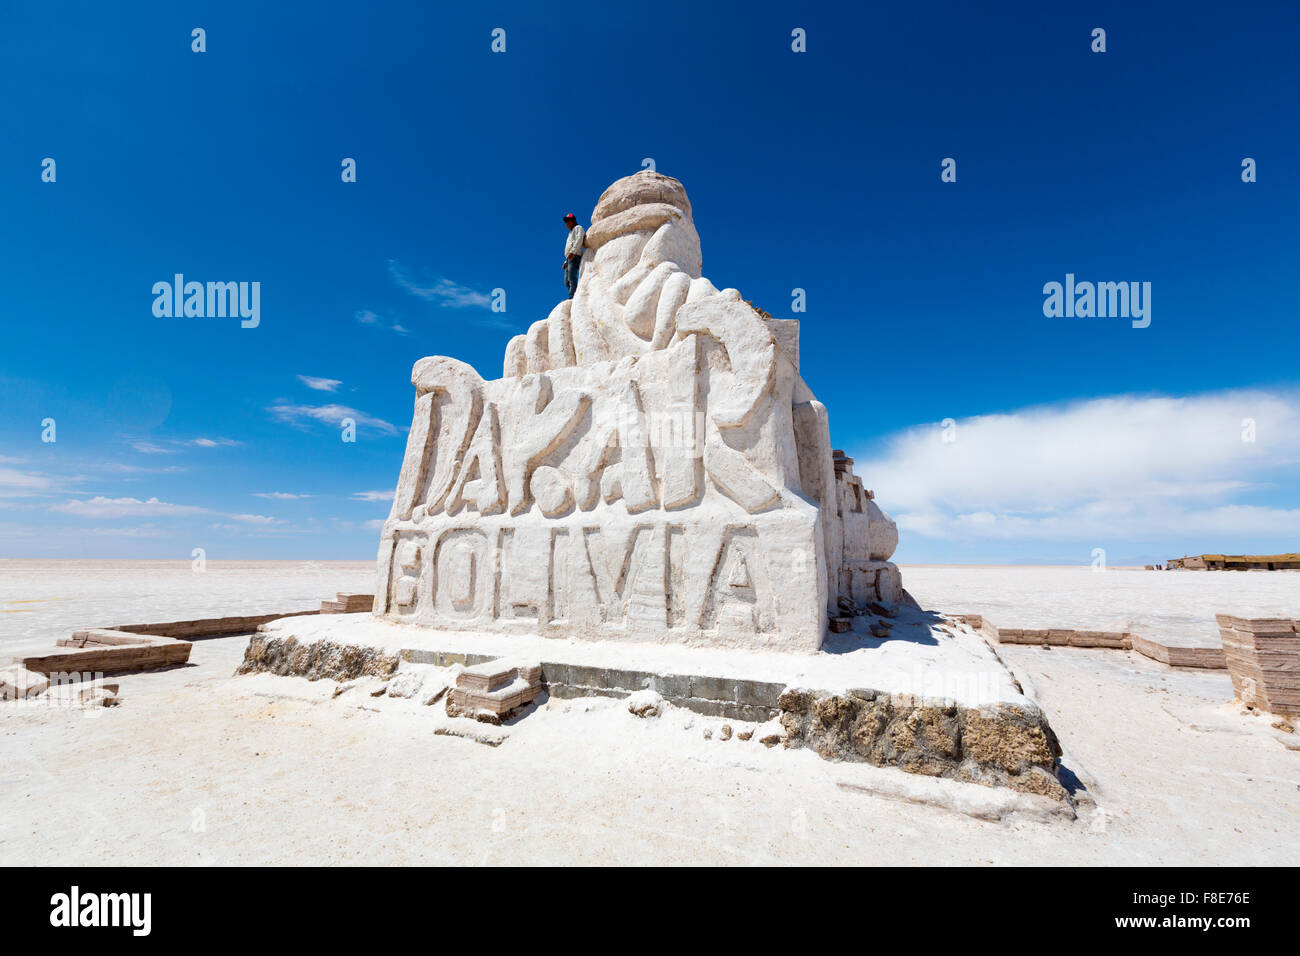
2 0 1298 564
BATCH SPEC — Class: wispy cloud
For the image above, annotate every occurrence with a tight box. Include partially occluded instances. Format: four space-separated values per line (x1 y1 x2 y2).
229 513 281 525
253 491 312 500
267 403 400 436
0 466 58 496
51 496 211 518
857 388 1300 545
388 260 491 309
130 437 240 454
46 496 304 535
351 490 395 502
0 520 173 541
207 523 313 537
103 462 186 475
355 309 408 335
2 459 183 498
79 524 169 539
329 517 387 532
297 375 342 392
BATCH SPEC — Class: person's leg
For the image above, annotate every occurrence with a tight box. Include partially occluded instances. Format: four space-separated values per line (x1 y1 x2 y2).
564 258 579 298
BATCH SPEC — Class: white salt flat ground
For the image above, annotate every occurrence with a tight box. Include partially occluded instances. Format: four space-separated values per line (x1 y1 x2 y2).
0 560 374 660
903 565 1300 645
1 560 1298 864
2 627 1296 865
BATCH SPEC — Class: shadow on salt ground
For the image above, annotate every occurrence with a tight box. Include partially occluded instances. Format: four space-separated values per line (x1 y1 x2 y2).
501 691 549 726
820 610 944 655
1055 763 1092 803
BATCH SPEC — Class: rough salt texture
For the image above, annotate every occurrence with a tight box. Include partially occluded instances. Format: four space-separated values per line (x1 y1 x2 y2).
374 171 901 653
237 634 400 682
234 617 1066 798
777 688 1067 801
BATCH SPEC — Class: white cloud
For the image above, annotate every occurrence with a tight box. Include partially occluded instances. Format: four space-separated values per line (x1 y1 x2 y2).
101 461 186 475
267 403 399 436
131 437 239 454
229 513 280 525
0 467 56 496
51 496 211 519
856 388 1300 543
253 492 311 500
388 260 491 309
351 490 395 502
1 460 178 498
48 497 288 525
297 375 342 392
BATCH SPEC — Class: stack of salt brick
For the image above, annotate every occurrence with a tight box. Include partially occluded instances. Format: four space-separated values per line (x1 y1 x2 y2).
320 593 374 614
1215 614 1300 718
447 659 543 722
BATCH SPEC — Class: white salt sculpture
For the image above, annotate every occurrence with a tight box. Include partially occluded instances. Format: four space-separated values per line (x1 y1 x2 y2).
376 171 900 652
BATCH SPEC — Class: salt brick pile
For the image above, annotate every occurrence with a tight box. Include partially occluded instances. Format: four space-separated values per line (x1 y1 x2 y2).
24 628 192 674
320 593 374 614
447 659 543 722
1215 615 1300 718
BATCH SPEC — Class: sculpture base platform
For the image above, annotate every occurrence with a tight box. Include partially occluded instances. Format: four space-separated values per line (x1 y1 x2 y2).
240 606 1072 802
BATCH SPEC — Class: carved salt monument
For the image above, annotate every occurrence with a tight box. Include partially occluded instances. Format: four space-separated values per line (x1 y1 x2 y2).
375 171 900 652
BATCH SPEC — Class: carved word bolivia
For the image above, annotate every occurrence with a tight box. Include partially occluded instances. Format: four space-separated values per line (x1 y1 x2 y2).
386 521 779 635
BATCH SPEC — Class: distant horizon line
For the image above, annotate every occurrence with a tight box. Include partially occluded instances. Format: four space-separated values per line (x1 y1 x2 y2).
0 558 1195 569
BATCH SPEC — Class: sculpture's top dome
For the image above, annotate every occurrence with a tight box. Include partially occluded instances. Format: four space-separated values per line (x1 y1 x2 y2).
591 170 693 224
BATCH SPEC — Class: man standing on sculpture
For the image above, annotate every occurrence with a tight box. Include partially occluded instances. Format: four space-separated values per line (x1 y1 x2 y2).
562 212 584 299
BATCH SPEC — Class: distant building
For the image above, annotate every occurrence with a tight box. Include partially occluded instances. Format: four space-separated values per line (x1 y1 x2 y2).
1167 553 1300 570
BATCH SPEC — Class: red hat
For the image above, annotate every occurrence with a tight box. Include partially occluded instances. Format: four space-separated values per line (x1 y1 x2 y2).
563 212 577 222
